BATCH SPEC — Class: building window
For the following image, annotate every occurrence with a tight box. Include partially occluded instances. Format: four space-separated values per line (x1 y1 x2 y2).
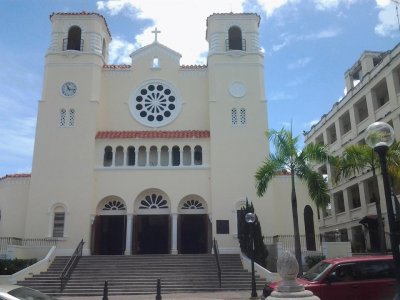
139 194 168 209
183 146 191 166
152 57 160 68
68 109 75 127
103 200 126 211
239 108 247 125
354 97 368 124
348 184 361 209
115 146 124 166
194 146 202 165
339 111 351 135
372 79 389 110
127 146 135 166
160 146 169 166
138 146 147 166
227 26 244 51
334 191 345 214
52 207 65 238
60 109 66 127
181 199 204 210
149 146 158 166
231 108 238 126
103 146 113 167
64 26 83 51
216 220 229 234
326 123 337 144
172 146 180 166
130 80 181 127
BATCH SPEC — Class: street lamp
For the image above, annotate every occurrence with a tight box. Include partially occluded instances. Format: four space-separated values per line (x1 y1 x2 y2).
245 212 258 298
365 121 400 299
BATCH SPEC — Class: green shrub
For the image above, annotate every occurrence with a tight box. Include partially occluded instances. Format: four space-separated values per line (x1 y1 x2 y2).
305 255 325 269
0 258 37 275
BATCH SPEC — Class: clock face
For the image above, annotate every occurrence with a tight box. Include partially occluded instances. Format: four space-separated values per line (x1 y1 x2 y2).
61 82 77 97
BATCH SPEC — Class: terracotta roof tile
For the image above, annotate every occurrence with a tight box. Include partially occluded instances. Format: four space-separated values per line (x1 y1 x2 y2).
96 130 210 139
0 174 31 181
50 12 111 38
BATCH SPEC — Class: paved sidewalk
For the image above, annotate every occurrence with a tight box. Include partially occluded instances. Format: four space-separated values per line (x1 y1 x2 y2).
59 290 263 299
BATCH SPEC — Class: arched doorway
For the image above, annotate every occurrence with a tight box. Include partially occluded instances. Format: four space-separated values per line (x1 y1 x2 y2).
304 205 316 251
92 196 127 255
178 195 210 254
134 190 171 254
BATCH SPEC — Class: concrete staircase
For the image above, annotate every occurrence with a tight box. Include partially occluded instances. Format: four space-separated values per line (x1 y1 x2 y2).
18 254 265 296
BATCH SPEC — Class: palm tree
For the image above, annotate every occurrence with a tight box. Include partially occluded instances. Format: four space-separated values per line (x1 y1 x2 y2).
335 141 400 253
255 128 330 275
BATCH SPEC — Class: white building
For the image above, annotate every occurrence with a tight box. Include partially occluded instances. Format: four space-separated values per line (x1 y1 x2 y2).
304 43 400 252
0 12 319 256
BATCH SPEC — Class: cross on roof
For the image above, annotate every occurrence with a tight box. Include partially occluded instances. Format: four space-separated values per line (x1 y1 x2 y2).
152 27 161 42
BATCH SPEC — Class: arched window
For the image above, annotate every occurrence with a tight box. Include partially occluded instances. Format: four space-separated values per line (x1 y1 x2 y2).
115 146 124 166
149 146 158 166
103 146 113 167
60 109 66 127
183 146 191 166
65 26 82 51
194 146 202 165
160 146 169 166
304 205 316 250
52 206 65 238
228 26 243 50
172 146 180 166
138 146 147 166
152 57 160 68
127 146 135 166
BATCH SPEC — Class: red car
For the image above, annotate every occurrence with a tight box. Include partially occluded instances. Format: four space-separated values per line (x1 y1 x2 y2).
262 255 395 300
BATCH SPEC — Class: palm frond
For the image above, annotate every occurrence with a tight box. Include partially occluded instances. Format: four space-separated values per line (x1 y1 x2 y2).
255 158 283 197
304 168 330 208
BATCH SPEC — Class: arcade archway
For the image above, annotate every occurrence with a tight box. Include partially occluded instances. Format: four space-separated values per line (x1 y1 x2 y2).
92 196 127 255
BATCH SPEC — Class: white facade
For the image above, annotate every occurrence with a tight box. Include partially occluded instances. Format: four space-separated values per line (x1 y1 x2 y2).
0 12 319 256
304 43 400 252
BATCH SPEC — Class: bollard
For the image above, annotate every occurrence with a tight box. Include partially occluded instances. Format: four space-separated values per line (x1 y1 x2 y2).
155 278 162 300
102 280 108 300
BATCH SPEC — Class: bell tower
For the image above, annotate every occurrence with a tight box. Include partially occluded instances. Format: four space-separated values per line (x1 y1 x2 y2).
206 13 269 250
25 13 111 252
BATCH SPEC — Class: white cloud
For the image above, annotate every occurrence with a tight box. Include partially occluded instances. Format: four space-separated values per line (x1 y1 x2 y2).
256 0 300 16
305 119 320 128
108 37 136 64
314 0 358 10
375 2 399 36
97 0 247 65
268 91 295 101
288 57 311 70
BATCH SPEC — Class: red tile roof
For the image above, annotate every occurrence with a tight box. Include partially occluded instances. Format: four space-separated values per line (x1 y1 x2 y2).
0 174 31 181
96 130 210 139
50 12 111 38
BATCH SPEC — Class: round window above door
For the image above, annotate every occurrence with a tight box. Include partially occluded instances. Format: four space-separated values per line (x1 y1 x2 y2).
129 80 182 127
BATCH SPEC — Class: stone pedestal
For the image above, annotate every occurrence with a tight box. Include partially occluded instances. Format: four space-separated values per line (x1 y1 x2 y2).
267 251 320 300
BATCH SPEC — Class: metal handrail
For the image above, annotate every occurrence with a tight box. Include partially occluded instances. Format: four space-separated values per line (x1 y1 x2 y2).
60 239 84 291
213 238 222 288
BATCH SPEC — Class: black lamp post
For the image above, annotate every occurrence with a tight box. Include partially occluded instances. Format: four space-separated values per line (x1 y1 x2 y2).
245 212 258 298
366 121 400 300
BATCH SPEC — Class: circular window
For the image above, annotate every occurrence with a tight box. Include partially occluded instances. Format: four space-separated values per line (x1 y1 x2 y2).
130 80 181 127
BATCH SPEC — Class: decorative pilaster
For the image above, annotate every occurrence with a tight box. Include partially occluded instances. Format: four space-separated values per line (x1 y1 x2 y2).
171 213 178 254
124 214 133 255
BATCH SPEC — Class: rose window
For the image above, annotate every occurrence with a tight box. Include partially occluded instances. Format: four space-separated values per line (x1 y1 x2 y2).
130 80 181 127
140 194 168 209
181 199 204 210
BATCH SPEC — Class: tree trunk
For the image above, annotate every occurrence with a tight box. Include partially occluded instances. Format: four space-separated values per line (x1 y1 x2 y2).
291 171 303 275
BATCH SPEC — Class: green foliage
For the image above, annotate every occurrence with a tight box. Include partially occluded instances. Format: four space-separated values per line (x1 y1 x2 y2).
237 200 269 268
0 258 37 275
305 255 325 269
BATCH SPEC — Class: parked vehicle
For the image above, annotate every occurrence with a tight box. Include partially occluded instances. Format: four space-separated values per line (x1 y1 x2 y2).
0 285 56 300
262 255 395 300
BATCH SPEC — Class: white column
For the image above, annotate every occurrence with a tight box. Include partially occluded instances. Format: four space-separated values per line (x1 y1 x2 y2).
169 150 172 166
179 149 183 166
125 214 133 255
191 149 195 166
135 149 139 167
171 213 178 254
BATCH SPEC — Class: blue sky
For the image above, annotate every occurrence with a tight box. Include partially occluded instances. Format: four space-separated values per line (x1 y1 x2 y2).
0 0 399 177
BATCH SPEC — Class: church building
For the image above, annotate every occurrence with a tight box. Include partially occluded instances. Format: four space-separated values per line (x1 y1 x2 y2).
0 12 318 256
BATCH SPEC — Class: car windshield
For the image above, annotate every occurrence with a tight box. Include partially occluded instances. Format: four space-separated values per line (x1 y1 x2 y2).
301 261 332 281
8 287 56 300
